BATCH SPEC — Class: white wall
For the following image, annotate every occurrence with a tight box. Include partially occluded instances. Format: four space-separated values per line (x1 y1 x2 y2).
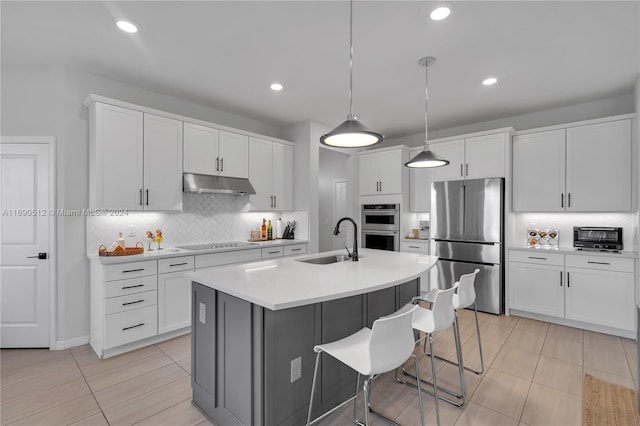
318 149 348 252
381 93 635 149
1 64 288 346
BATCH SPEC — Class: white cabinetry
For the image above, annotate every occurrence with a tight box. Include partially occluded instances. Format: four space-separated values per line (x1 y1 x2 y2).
183 124 249 179
359 148 404 195
432 132 507 182
508 249 635 336
89 102 183 211
409 148 432 212
248 138 293 211
158 256 194 334
513 117 631 212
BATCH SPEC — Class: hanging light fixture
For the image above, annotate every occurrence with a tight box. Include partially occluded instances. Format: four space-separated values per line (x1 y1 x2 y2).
405 57 449 168
320 0 383 148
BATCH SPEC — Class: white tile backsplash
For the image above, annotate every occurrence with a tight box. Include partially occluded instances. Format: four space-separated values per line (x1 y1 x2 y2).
87 194 308 253
513 212 635 250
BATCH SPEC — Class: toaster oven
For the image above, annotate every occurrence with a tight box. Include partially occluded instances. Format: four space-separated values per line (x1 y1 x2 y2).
573 226 623 251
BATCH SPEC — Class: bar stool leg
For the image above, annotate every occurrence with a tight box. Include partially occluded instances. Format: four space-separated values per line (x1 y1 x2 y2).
453 314 467 405
353 373 360 424
429 334 441 426
411 354 426 426
473 303 485 374
363 378 371 426
306 351 322 426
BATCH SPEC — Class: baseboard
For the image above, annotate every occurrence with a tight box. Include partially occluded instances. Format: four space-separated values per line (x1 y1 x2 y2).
53 335 90 350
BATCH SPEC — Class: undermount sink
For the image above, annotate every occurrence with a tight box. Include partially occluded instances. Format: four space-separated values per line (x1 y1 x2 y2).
298 254 358 265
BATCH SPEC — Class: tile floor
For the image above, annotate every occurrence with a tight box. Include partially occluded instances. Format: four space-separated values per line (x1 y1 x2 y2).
1 312 637 425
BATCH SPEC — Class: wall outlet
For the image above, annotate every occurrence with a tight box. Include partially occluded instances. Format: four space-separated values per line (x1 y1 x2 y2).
199 303 206 324
290 356 302 383
127 224 136 237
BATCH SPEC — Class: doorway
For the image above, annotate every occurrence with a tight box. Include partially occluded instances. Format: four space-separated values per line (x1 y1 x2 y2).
1 137 56 348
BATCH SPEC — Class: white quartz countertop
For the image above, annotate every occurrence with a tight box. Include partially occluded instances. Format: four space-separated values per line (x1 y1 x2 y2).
186 249 439 311
87 239 308 264
507 246 638 259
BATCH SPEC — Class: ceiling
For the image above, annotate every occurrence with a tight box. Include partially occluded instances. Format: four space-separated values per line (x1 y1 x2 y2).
2 1 639 139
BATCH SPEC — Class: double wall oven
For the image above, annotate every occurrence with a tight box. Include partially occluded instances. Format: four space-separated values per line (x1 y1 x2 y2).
361 204 400 251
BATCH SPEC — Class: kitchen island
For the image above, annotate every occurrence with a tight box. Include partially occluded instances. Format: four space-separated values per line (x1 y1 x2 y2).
186 248 438 426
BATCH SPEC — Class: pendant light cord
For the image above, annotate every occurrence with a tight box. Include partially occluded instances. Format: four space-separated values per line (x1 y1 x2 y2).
347 0 355 120
424 59 429 150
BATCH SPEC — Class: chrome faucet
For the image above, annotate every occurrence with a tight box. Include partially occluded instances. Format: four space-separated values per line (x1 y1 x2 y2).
333 217 358 261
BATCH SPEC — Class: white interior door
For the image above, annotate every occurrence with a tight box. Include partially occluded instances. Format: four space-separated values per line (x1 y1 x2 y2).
333 181 348 250
1 141 51 348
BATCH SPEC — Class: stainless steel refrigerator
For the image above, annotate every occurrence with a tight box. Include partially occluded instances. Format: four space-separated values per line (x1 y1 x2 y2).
432 178 504 314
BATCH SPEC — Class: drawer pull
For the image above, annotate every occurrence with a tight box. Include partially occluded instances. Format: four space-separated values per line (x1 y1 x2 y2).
587 261 610 265
268 251 280 254
122 323 145 331
122 284 145 290
122 268 145 274
122 299 144 306
528 256 547 260
291 248 302 252
409 246 420 249
169 262 189 267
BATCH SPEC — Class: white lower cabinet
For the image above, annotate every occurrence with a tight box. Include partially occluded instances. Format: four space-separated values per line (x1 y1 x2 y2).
158 256 195 334
508 249 635 336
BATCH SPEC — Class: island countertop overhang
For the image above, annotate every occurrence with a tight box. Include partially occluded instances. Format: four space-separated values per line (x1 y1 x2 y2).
185 249 438 311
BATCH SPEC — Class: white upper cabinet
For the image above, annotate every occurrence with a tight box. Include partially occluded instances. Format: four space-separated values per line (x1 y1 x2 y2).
90 103 183 211
144 114 183 211
513 129 566 212
431 133 506 182
566 119 631 212
513 117 631 212
183 123 248 179
248 137 293 211
359 148 403 195
409 148 432 212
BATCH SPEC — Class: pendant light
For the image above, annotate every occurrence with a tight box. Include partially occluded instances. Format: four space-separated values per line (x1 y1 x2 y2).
320 0 383 148
404 57 449 168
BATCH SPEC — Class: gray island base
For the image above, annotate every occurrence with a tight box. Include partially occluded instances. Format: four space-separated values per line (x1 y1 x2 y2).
186 249 438 426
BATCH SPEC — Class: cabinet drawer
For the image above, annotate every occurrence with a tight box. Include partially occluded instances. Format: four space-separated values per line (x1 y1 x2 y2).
158 256 194 274
284 244 307 257
105 275 157 298
105 260 157 282
401 242 429 253
565 255 634 272
509 250 564 266
195 248 261 269
105 290 157 315
104 305 157 349
262 247 284 259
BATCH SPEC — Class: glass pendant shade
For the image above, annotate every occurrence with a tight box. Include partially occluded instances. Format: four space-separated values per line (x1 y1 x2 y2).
320 116 383 148
404 147 450 168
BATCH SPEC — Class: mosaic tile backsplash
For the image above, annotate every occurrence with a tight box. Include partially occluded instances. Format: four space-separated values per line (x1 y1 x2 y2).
87 194 308 253
513 212 637 251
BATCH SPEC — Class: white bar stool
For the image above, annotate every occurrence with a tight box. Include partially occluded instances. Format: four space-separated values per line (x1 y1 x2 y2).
306 304 425 426
396 285 463 425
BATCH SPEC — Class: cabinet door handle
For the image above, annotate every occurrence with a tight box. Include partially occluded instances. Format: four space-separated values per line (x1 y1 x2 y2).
528 256 547 260
122 299 144 306
220 157 224 172
465 163 469 176
379 181 382 192
122 268 145 273
145 189 149 206
270 195 273 208
216 157 219 171
559 271 563 286
139 189 143 206
169 262 188 267
122 323 145 331
460 164 463 177
122 284 144 290
568 193 571 208
274 195 277 209
587 261 610 265
567 272 570 287
561 193 564 208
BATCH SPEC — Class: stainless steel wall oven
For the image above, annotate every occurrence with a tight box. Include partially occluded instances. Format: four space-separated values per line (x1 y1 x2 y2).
361 204 400 251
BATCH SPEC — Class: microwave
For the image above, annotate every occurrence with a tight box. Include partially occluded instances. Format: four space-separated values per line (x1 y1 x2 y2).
573 226 623 251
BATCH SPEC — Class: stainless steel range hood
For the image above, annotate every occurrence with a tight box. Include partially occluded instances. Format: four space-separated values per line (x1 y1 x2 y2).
183 173 256 195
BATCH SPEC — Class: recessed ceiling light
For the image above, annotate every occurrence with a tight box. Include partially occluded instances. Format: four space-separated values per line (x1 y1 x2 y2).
482 77 498 86
116 19 138 33
430 2 454 21
270 83 283 91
